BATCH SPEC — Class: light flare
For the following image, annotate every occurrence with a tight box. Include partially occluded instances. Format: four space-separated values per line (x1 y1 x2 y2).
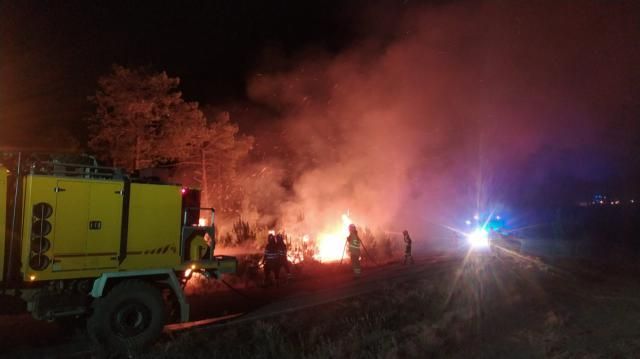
468 228 489 248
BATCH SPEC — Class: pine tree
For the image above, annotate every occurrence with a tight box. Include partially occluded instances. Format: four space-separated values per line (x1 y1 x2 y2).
88 65 253 217
88 65 185 170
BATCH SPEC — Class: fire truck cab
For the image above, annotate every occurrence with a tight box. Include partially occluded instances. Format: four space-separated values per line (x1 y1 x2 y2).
0 152 236 351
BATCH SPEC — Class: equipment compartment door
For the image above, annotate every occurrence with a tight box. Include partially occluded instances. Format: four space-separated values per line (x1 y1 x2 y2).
86 182 123 269
53 180 90 271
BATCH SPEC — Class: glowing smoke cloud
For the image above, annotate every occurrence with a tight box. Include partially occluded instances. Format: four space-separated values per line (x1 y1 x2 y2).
243 0 640 245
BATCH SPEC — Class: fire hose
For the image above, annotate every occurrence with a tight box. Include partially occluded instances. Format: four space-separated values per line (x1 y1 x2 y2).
339 240 348 265
220 278 256 301
360 241 379 266
339 238 379 266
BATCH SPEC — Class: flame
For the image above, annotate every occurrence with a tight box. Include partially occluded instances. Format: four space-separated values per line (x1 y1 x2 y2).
314 213 353 262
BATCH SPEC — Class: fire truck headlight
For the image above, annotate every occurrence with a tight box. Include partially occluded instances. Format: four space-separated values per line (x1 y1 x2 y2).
468 228 489 248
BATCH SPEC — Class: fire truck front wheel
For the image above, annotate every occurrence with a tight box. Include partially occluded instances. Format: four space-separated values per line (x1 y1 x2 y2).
87 279 166 352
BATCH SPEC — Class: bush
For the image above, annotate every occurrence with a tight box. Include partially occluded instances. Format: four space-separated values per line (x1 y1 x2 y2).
360 227 400 263
233 219 256 245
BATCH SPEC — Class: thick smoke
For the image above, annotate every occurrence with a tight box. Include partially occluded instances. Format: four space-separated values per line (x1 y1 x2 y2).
243 0 640 241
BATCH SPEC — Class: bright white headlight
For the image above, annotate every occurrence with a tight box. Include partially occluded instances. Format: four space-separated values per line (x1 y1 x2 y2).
468 228 489 248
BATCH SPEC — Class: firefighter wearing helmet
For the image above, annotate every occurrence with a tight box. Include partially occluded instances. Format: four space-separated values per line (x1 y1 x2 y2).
275 233 292 280
347 224 362 277
263 233 280 286
403 230 414 265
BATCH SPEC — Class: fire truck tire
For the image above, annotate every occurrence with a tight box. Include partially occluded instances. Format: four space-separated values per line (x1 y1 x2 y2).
87 279 166 352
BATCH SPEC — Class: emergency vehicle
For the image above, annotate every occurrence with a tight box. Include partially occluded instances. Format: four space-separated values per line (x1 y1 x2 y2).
0 151 236 350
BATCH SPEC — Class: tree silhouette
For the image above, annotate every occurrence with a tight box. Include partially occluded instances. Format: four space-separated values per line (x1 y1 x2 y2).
88 65 189 170
88 65 253 216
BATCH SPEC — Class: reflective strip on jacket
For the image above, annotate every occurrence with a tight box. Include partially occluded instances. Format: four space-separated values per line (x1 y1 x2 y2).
348 234 361 251
276 243 287 257
264 244 279 261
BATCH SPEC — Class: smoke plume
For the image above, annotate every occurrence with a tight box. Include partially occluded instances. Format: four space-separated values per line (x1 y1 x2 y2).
241 0 640 240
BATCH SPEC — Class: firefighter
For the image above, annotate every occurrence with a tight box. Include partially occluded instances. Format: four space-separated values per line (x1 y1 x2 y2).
263 233 280 286
275 233 292 280
403 230 414 265
347 224 362 277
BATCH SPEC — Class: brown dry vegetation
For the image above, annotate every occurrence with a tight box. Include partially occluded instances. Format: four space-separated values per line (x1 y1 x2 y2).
145 256 640 359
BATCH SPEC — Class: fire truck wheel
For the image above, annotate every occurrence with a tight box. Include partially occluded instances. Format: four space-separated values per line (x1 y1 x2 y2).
87 280 166 352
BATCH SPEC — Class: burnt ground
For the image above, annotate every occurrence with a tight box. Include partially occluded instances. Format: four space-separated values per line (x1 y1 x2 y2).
2 251 640 358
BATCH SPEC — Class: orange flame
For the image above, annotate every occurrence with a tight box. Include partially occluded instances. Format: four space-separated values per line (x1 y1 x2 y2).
314 213 353 262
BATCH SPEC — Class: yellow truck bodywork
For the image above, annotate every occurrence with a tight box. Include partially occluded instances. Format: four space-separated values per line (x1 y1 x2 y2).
125 183 182 269
18 174 218 282
0 158 236 348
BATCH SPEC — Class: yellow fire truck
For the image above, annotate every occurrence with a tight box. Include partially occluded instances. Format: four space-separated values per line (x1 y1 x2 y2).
0 152 236 350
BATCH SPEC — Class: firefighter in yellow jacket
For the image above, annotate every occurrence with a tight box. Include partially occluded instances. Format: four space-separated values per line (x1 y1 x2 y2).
347 224 362 277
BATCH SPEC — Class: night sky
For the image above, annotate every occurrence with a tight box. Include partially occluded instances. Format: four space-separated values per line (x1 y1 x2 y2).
1 0 367 142
2 0 640 214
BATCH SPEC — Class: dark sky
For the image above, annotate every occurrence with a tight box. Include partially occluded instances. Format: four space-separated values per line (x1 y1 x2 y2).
2 0 640 208
0 0 378 144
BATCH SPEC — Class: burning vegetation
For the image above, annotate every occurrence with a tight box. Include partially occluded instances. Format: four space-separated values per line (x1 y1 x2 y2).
1 1 640 357
5 1 623 259
215 213 399 268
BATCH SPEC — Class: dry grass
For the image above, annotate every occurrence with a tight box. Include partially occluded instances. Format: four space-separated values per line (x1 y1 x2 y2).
144 257 640 359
